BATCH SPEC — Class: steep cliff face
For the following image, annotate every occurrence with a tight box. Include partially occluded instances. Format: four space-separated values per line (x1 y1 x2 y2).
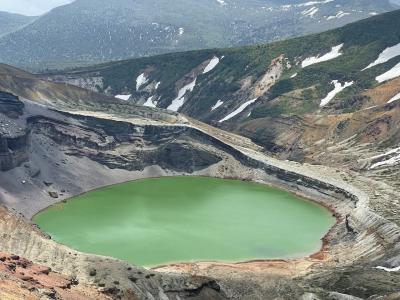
0 134 29 171
0 91 24 117
0 92 29 171
29 114 222 173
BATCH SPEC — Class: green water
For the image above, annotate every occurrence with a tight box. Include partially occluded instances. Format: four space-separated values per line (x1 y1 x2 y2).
34 177 335 267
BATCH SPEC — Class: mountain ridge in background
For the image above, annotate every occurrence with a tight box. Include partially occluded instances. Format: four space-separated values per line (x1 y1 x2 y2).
0 11 36 37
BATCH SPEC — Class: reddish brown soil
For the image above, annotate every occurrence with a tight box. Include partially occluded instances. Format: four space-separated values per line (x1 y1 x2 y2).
0 252 111 300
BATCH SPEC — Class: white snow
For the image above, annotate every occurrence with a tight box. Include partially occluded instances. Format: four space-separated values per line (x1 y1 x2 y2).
178 27 184 35
216 0 226 6
282 0 334 9
155 81 161 90
167 79 197 111
211 100 224 111
136 73 149 91
370 147 400 169
219 98 258 123
388 92 400 103
327 11 350 20
302 44 344 68
360 105 378 111
376 266 400 272
297 0 334 7
301 7 319 17
376 62 400 83
281 5 292 10
290 73 298 78
363 42 400 70
320 80 353 107
143 96 157 108
203 56 220 74
371 146 400 160
115 94 131 101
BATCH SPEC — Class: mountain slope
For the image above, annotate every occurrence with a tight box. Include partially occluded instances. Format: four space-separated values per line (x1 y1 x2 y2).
45 9 400 169
0 11 36 37
2 58 400 300
2 62 400 300
0 0 397 70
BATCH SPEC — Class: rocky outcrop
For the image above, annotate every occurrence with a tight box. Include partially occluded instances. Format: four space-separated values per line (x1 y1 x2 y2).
0 133 29 171
251 54 286 99
41 74 105 93
0 91 24 117
0 92 29 171
27 114 222 173
0 251 111 300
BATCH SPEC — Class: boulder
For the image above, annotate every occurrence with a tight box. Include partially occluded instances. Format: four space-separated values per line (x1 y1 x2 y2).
48 191 59 199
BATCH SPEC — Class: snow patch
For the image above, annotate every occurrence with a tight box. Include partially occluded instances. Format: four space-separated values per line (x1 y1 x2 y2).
290 73 298 78
326 11 350 20
370 147 400 169
281 0 334 9
178 28 184 35
302 44 344 68
376 62 400 83
376 265 400 272
360 105 378 111
155 81 161 89
115 94 131 101
301 7 319 17
203 56 220 74
211 100 224 111
143 96 157 108
219 98 258 123
136 73 149 91
297 0 334 7
388 92 400 103
363 42 400 70
371 147 400 160
216 0 226 6
320 80 353 107
167 79 197 111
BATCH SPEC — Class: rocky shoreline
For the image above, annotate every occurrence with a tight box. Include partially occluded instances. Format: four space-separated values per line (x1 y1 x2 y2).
0 99 400 299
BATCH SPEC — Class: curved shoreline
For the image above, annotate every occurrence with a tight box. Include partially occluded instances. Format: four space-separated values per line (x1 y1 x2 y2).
32 174 340 270
31 174 337 220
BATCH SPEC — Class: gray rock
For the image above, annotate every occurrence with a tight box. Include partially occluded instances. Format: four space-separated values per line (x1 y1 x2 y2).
48 191 59 198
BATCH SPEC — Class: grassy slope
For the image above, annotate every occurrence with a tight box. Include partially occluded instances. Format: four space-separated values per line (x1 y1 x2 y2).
51 10 400 121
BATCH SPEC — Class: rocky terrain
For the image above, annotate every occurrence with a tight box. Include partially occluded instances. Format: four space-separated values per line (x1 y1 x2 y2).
0 60 399 299
0 251 111 300
0 11 400 300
